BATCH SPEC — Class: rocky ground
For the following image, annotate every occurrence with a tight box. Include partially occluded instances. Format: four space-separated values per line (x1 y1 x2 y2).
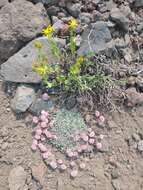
1 81 143 190
0 0 143 190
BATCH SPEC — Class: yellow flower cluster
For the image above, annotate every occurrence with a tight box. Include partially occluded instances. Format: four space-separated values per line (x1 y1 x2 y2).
42 25 55 37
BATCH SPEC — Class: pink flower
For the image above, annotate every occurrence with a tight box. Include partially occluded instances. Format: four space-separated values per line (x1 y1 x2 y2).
49 161 57 170
42 93 49 101
51 134 58 140
32 139 38 146
73 151 78 158
66 149 74 158
79 163 86 170
96 142 102 150
40 115 47 122
77 147 82 153
41 122 47 128
31 143 37 151
70 170 78 178
32 116 39 124
38 143 47 152
41 110 49 117
89 131 95 138
95 111 100 118
34 134 41 140
43 130 52 139
80 133 89 142
41 135 46 142
89 138 95 145
35 128 42 136
48 120 54 128
99 115 105 123
42 151 52 159
42 152 49 159
80 144 88 151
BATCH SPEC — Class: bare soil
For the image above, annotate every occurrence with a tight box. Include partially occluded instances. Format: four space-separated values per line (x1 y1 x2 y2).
0 81 143 190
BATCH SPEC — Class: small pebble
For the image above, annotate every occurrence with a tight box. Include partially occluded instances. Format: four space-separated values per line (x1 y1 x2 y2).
70 170 78 178
99 134 104 140
60 164 67 171
49 161 57 170
70 161 76 168
57 159 63 165
79 163 86 170
42 93 49 101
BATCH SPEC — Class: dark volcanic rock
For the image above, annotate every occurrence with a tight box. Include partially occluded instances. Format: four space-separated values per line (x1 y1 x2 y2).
0 0 49 64
78 21 116 56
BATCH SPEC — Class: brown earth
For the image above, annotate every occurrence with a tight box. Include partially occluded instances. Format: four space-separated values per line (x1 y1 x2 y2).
0 81 143 190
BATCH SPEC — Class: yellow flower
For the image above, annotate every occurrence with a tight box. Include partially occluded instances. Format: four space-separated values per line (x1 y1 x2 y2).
37 67 47 76
42 25 55 37
34 41 43 49
77 56 85 64
69 20 78 30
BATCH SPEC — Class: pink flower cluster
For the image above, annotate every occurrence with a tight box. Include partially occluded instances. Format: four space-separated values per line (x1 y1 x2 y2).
31 109 105 178
66 128 103 159
95 111 105 127
31 110 57 159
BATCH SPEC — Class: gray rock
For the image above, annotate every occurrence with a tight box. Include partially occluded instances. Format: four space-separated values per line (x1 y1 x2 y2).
110 8 129 32
112 180 121 190
78 21 116 56
29 0 58 5
137 21 143 34
79 12 92 24
0 37 56 83
30 98 55 115
8 166 27 190
66 2 81 18
134 0 143 7
47 6 60 16
11 85 36 113
0 0 49 64
0 0 8 8
138 140 143 152
53 19 65 33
